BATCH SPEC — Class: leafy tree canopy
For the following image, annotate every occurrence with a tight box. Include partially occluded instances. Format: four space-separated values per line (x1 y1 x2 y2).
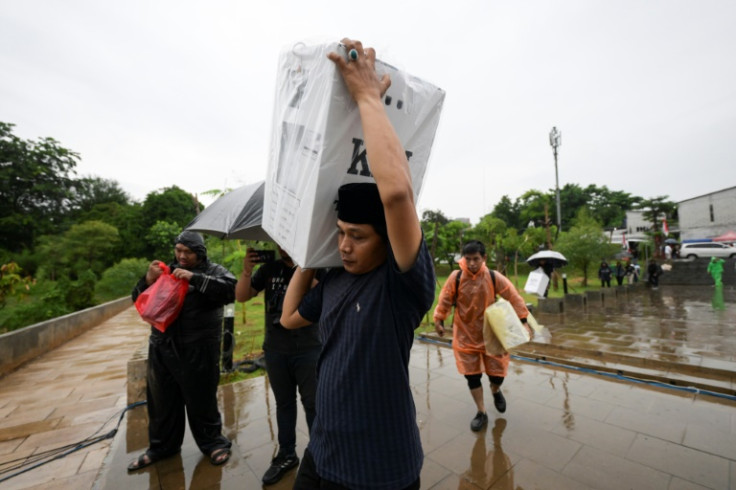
0 121 80 251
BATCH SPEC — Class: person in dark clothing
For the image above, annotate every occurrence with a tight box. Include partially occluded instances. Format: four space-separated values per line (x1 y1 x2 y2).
128 231 236 471
615 260 626 286
598 261 612 287
647 259 663 289
235 246 321 485
537 259 555 297
281 38 435 490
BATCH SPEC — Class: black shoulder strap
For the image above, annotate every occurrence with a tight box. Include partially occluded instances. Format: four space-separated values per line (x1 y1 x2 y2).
453 268 496 306
452 269 462 306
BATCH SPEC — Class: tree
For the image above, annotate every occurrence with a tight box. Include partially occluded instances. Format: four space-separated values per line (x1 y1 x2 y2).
0 122 80 251
146 220 182 262
421 209 450 266
140 186 199 230
69 176 130 216
490 195 522 231
555 209 618 286
467 215 507 270
95 258 149 303
62 221 120 278
636 196 677 257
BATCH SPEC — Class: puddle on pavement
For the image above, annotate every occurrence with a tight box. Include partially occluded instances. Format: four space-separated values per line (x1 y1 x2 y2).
534 285 736 366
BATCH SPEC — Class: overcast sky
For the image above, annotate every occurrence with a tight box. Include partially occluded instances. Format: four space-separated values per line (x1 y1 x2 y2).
2 1 735 224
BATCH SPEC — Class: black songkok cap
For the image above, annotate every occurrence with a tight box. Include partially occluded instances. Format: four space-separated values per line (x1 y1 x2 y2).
336 183 386 231
175 230 207 259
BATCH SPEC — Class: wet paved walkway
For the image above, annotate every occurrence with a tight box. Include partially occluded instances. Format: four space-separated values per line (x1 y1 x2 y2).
0 285 735 489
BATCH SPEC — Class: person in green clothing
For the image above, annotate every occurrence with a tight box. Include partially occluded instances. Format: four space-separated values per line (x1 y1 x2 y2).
706 256 725 286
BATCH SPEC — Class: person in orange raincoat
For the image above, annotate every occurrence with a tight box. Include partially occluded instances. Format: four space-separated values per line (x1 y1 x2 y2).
434 240 529 432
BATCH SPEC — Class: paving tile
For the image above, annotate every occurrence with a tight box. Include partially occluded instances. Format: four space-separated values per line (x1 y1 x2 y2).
562 445 671 490
0 418 62 443
627 433 730 489
550 413 637 457
604 404 687 444
667 476 712 490
511 458 591 490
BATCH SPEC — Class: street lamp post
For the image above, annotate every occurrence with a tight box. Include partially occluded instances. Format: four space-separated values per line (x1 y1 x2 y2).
549 126 562 238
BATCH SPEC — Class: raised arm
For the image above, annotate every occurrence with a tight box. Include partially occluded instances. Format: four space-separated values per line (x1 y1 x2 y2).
328 39 422 272
235 248 259 302
280 267 317 329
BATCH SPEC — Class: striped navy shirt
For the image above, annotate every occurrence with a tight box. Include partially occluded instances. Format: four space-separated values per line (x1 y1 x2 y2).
298 241 435 489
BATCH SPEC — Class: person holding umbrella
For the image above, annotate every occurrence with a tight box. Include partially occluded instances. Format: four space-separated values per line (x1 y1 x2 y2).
235 246 321 485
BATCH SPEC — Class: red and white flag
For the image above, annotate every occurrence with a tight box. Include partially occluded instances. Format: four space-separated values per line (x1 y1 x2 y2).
622 232 628 250
662 217 669 235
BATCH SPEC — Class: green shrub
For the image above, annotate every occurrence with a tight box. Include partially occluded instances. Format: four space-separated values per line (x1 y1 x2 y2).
0 283 70 332
95 258 150 303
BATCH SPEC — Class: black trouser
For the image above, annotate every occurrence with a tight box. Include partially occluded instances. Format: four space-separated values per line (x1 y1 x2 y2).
146 336 230 458
294 448 420 490
264 346 319 456
601 278 610 287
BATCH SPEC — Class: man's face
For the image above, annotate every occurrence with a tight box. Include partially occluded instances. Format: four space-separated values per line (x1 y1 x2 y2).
337 219 387 275
464 252 485 274
175 244 200 269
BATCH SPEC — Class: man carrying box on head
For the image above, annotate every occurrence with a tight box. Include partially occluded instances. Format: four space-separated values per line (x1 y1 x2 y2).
280 38 436 490
434 240 530 432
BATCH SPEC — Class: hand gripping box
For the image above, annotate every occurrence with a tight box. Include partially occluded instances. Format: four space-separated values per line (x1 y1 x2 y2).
262 42 445 268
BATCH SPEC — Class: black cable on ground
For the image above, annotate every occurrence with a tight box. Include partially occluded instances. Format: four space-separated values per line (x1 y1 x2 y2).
416 335 736 402
0 400 147 484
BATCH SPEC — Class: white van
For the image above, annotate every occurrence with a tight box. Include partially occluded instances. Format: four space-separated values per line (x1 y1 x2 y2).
679 242 736 259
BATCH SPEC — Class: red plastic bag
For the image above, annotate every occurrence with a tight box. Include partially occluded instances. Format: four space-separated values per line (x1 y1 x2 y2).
135 263 189 332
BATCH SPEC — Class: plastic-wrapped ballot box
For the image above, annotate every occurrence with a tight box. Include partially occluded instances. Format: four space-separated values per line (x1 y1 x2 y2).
262 42 445 268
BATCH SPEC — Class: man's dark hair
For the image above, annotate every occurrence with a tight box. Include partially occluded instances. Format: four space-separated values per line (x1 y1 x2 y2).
462 240 486 257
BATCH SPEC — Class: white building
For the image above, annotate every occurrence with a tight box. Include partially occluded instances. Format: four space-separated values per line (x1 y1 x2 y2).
678 186 736 241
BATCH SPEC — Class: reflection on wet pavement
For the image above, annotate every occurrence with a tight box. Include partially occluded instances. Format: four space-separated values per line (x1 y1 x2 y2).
3 286 736 489
99 327 736 489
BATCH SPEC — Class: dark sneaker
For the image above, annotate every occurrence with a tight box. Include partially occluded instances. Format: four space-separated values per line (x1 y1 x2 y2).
493 390 506 413
262 453 299 485
470 411 488 432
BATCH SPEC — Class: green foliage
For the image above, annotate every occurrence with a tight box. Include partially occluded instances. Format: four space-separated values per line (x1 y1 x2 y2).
145 221 181 261
141 186 198 231
0 262 31 308
95 258 150 303
63 270 97 310
0 280 70 333
0 122 81 251
62 220 120 278
555 209 619 286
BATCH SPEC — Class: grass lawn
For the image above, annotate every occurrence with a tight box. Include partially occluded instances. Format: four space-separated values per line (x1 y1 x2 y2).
221 266 599 385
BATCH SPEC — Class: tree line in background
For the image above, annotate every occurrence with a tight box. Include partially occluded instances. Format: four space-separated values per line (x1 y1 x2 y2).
0 122 677 332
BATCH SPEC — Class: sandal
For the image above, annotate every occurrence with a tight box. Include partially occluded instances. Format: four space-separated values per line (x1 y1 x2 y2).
209 447 231 466
127 452 157 472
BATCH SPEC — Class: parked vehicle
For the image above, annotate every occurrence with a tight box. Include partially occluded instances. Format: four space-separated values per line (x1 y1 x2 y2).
679 242 736 259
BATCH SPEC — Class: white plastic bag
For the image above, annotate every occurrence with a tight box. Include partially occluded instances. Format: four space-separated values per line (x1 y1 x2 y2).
524 267 549 297
483 298 530 352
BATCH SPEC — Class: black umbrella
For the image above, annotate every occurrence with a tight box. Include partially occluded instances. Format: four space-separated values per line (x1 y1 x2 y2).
664 238 678 245
526 250 568 268
185 181 271 241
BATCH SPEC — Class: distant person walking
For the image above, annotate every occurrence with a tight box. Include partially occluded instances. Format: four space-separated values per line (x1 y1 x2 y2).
707 256 725 287
647 259 663 289
615 261 626 286
598 261 612 288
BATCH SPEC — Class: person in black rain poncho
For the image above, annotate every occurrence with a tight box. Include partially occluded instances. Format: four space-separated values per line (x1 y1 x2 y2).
128 231 236 471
